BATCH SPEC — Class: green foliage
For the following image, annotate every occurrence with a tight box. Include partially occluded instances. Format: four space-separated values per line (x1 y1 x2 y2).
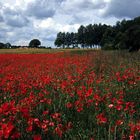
125 25 140 52
102 43 115 50
0 42 11 49
55 16 140 52
0 42 5 49
29 39 41 48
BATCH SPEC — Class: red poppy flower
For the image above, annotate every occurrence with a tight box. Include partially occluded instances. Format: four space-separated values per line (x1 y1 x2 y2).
33 135 42 140
96 113 107 124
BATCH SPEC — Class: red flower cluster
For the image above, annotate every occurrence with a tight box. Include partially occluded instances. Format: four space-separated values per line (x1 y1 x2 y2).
0 52 139 139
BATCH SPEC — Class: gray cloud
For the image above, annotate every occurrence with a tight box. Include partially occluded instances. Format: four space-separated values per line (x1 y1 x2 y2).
46 34 56 41
71 14 88 24
61 0 107 14
0 30 6 41
2 7 29 27
26 0 56 19
105 0 140 18
5 15 29 28
0 15 3 22
0 25 13 42
0 3 4 22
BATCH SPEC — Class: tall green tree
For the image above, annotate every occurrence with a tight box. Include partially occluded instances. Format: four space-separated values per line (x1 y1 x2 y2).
78 25 86 48
55 32 64 48
5 43 11 49
29 39 41 48
54 16 140 51
0 42 5 49
125 25 140 52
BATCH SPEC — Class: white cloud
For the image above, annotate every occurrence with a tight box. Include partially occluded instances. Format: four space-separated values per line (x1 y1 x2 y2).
37 18 56 29
34 18 80 33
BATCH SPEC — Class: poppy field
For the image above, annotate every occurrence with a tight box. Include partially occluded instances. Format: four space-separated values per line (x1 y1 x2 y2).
0 51 140 140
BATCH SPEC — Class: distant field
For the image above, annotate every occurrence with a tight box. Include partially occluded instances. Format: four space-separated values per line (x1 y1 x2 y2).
0 48 64 54
0 48 101 54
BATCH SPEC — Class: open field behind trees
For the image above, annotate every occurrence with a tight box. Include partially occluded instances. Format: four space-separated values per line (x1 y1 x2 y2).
0 50 140 139
0 48 64 54
0 48 101 54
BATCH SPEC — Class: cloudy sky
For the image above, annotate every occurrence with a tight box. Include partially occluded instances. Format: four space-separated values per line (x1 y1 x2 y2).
0 0 140 47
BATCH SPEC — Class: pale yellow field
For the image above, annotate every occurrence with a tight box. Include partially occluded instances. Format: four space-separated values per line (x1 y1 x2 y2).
0 48 100 54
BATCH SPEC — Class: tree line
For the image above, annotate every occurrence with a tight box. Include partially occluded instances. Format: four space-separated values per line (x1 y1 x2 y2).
55 16 140 52
0 39 52 49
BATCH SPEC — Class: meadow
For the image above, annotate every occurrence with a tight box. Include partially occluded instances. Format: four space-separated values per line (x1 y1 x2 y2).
0 48 64 54
0 50 139 140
